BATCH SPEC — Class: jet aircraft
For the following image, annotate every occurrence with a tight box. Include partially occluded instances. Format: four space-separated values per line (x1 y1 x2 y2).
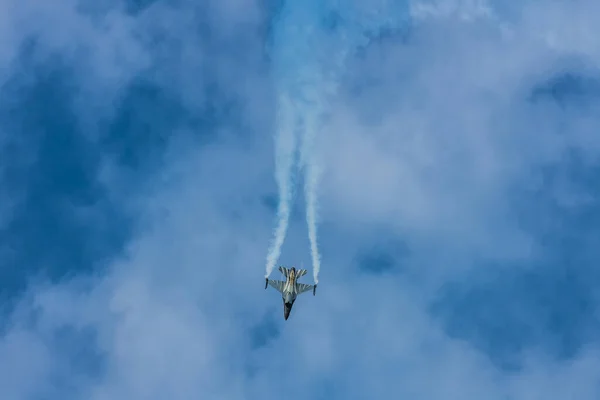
265 266 317 320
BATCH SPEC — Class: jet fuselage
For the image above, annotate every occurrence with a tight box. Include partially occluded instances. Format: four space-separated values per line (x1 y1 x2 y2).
265 266 316 320
282 267 298 320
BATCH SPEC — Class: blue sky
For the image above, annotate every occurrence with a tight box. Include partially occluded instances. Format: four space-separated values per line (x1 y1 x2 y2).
1 0 600 399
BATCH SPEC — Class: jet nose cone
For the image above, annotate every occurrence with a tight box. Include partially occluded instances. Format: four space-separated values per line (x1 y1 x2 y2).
284 303 292 320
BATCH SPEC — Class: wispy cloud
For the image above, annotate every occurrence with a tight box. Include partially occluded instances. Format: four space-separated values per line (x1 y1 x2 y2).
1 0 600 399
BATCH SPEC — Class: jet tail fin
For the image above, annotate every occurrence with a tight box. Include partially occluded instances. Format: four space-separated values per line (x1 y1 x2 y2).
278 266 288 277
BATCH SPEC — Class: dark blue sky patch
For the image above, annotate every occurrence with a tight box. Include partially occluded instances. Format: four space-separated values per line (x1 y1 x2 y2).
309 379 338 400
124 0 158 15
46 324 106 397
260 193 278 214
354 234 409 275
515 152 600 357
0 51 132 302
97 78 255 206
321 9 343 32
356 248 396 274
432 264 597 371
518 151 600 248
530 71 600 110
100 77 188 172
263 0 286 50
0 24 259 304
432 152 600 370
249 310 281 350
242 309 281 380
355 20 412 54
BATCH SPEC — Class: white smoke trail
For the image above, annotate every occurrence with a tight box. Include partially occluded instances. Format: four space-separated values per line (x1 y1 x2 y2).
303 158 323 284
264 94 298 278
298 99 325 283
266 0 410 282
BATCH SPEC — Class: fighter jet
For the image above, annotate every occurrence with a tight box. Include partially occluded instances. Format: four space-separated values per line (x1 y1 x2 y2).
265 266 317 320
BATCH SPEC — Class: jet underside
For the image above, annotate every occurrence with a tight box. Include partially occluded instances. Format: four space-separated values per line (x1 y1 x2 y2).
265 266 317 320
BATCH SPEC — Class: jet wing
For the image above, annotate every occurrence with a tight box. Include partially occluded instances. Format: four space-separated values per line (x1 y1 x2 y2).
267 279 286 293
295 283 315 295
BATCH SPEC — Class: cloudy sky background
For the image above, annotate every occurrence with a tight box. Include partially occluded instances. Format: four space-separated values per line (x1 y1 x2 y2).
1 0 600 398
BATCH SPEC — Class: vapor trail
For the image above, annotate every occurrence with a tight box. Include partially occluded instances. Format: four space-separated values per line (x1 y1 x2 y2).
264 94 298 278
266 0 410 281
301 145 323 284
298 99 325 283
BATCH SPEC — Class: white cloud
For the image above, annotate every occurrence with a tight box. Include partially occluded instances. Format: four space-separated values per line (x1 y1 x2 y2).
1 0 600 399
321 0 600 268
